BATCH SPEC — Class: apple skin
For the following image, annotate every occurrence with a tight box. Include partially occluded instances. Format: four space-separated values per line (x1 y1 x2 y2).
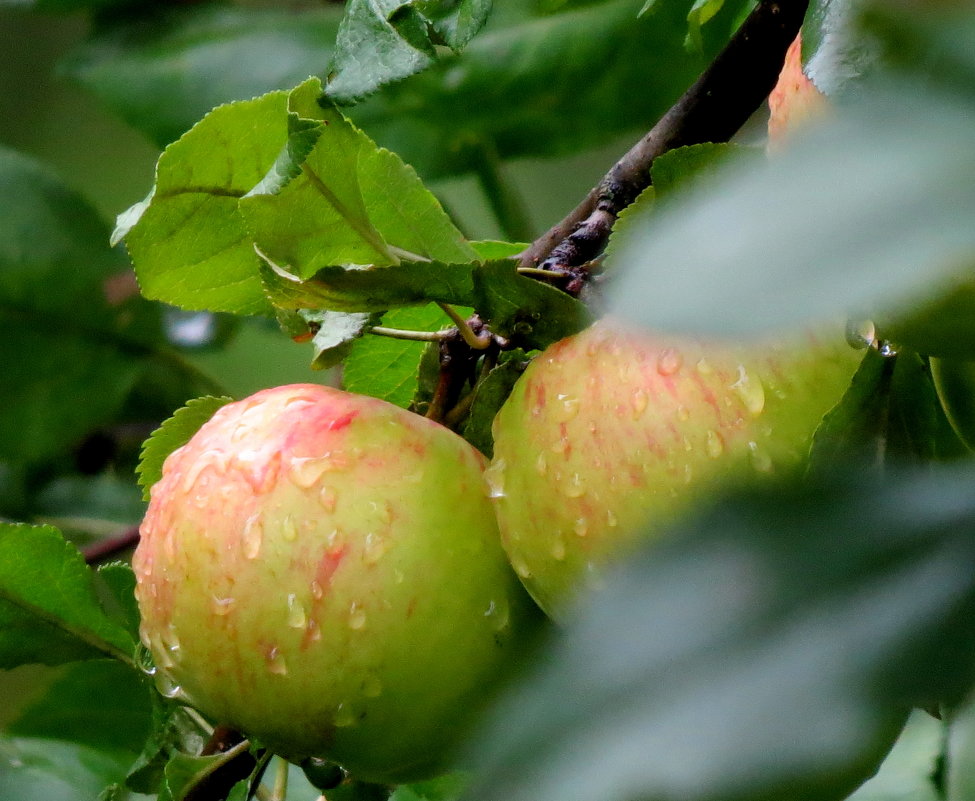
767 32 829 150
487 320 861 618
134 384 539 783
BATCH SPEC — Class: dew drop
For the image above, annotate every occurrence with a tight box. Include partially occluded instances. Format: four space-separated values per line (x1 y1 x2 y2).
485 598 511 631
555 394 580 423
535 452 548 476
564 472 586 498
267 647 288 676
281 514 298 542
287 594 307 628
136 644 157 677
879 341 898 357
631 389 649 419
845 319 876 350
706 430 725 459
289 456 336 488
551 537 567 560
334 703 356 728
348 602 368 630
550 437 569 455
306 619 322 642
484 459 507 499
730 365 766 417
683 436 693 452
696 357 713 375
606 509 619 528
154 670 184 699
370 500 393 525
511 556 533 579
180 458 210 494
748 441 774 473
363 674 383 698
161 623 181 654
243 514 263 559
310 580 324 600
573 516 589 537
211 596 235 616
676 405 690 422
656 347 683 376
364 533 388 564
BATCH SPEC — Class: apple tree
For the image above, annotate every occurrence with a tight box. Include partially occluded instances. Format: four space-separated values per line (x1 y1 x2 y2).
3 1 975 801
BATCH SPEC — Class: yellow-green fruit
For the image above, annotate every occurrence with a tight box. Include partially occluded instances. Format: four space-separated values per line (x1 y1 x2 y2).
487 320 861 618
134 384 539 783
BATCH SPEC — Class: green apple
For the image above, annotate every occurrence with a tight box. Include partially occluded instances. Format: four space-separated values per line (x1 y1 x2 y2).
488 320 862 618
134 384 539 783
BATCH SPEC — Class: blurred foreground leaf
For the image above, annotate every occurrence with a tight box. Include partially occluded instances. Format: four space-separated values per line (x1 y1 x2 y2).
465 464 975 801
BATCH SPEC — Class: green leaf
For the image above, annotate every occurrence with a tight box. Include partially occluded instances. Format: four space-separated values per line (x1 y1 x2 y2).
352 0 706 178
118 91 291 315
0 523 135 668
241 80 478 291
304 310 382 370
95 563 141 644
137 396 233 502
392 773 468 801
650 142 752 199
473 259 591 350
125 703 205 795
344 304 454 407
158 745 256 801
931 357 975 452
607 88 975 337
6 660 151 757
465 463 975 801
62 5 344 148
326 0 493 103
462 354 527 458
879 281 975 358
0 147 161 464
0 738 135 801
849 711 942 801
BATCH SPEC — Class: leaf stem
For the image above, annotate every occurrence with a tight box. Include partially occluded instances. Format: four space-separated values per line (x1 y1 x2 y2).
437 303 492 350
517 267 567 280
518 0 809 273
467 137 535 243
369 326 449 342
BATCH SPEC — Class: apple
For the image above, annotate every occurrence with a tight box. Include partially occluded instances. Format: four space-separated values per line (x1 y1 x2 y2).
487 320 862 618
133 384 540 783
767 32 829 150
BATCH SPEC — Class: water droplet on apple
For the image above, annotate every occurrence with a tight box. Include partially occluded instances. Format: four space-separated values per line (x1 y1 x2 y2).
281 514 298 542
845 319 876 349
348 602 367 630
211 596 235 616
535 452 548 476
555 394 580 422
879 341 898 357
484 459 507 498
306 618 322 641
564 472 586 498
550 437 569 455
287 594 307 628
310 580 324 600
683 436 693 452
136 643 157 676
631 389 648 419
162 623 181 654
266 646 288 676
363 674 383 698
748 441 774 473
511 556 533 579
364 532 388 564
730 365 765 417
656 347 683 376
551 537 567 560
370 500 393 525
334 703 356 727
706 430 725 459
154 670 184 699
574 516 589 537
485 598 511 631
319 486 337 512
289 456 335 488
606 509 618 528
243 513 263 559
676 405 690 421
696 357 713 375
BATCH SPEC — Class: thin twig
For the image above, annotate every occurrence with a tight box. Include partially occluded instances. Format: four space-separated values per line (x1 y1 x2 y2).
436 303 492 350
517 0 809 275
82 524 141 564
369 325 450 342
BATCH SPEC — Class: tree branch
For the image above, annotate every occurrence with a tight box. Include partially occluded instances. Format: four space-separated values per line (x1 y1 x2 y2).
83 524 140 564
517 0 810 275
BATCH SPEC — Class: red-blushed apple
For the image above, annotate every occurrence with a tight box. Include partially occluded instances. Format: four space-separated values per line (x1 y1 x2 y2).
487 320 862 619
134 384 540 783
767 32 829 151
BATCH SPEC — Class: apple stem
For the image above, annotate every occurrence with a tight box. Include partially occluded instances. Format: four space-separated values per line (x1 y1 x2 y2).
517 0 809 278
269 756 289 801
437 303 493 350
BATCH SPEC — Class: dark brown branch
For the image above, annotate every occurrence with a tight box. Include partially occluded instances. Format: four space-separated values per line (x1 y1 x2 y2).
518 0 810 275
83 524 140 564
